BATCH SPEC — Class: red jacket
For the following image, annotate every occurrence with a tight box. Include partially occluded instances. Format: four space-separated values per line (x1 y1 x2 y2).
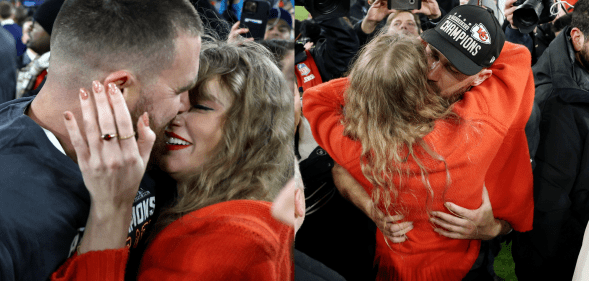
52 200 294 281
303 42 535 280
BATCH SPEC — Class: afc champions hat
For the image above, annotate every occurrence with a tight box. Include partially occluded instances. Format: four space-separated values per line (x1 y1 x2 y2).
421 4 506 76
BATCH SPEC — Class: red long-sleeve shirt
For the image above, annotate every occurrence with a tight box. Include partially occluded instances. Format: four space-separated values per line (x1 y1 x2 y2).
302 42 535 280
52 200 294 281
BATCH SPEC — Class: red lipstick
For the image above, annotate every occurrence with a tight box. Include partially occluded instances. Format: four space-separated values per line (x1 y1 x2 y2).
165 131 192 151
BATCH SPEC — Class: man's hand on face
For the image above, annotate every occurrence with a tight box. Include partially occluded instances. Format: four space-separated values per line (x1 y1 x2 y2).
412 0 442 20
370 206 414 243
429 185 510 240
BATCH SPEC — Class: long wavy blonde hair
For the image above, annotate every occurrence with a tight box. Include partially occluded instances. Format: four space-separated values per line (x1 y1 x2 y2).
156 39 294 229
343 34 456 222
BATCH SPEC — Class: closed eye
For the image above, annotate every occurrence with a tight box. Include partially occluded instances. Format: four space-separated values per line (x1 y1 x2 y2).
193 104 214 111
446 64 460 74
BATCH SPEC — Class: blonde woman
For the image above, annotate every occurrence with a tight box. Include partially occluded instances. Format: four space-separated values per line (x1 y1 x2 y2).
52 40 294 280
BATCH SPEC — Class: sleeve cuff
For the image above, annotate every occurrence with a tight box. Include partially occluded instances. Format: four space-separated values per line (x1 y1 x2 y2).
51 248 129 281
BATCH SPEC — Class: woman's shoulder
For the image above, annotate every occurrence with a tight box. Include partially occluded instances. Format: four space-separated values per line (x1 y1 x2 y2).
159 200 293 250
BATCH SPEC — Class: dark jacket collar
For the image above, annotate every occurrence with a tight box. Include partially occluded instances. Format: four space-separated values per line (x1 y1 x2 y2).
533 26 589 103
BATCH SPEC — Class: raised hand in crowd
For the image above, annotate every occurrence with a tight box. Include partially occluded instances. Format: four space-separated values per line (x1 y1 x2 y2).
332 163 413 243
411 0 442 20
504 0 518 29
227 21 255 43
430 185 513 240
361 0 396 34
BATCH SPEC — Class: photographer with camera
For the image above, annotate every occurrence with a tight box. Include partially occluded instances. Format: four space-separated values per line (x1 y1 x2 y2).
503 0 572 64
511 0 589 279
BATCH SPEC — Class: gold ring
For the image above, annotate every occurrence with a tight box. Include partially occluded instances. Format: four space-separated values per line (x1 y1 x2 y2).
118 132 136 140
101 133 117 140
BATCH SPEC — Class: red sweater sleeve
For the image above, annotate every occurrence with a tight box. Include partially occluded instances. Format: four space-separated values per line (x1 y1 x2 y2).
51 248 129 281
302 78 370 193
454 42 535 232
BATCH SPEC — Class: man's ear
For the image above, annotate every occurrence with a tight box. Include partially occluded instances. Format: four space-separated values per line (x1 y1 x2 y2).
471 69 493 87
103 70 139 100
294 188 306 219
571 27 586 52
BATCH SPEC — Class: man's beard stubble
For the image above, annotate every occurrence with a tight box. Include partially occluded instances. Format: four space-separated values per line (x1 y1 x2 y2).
428 80 471 105
577 46 589 73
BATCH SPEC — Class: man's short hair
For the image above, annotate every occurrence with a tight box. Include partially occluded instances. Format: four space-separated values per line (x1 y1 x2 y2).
571 0 589 38
0 2 13 19
51 0 203 84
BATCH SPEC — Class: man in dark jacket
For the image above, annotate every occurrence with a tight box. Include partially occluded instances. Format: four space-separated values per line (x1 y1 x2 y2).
512 0 589 279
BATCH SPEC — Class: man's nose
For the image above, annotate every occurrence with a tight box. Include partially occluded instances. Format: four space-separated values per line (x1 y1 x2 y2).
178 91 191 114
427 61 442 82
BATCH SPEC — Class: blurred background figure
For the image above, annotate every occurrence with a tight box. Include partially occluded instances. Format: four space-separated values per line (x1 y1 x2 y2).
0 22 17 104
219 0 294 41
385 10 421 36
15 0 63 99
265 7 293 40
18 17 35 66
1 1 26 57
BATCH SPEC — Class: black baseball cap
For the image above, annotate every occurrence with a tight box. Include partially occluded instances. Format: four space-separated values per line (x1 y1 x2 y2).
421 5 505 76
33 0 65 36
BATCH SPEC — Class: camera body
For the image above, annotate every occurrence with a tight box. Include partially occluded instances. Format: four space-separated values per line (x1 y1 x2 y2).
241 0 272 40
388 0 422 11
512 0 556 33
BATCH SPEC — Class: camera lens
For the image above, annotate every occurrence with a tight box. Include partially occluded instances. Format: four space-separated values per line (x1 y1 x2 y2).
314 0 339 14
513 0 544 32
244 1 258 13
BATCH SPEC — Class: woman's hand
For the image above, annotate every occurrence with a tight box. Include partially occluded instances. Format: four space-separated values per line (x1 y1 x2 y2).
227 21 255 44
64 81 155 253
331 163 413 243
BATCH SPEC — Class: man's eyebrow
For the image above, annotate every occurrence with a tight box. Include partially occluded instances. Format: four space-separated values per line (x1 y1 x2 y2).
175 75 199 94
429 44 466 77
